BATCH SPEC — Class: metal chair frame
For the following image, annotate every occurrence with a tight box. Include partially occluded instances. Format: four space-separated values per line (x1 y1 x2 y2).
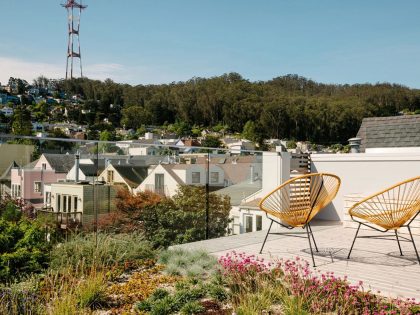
259 173 341 267
347 176 420 264
347 211 420 264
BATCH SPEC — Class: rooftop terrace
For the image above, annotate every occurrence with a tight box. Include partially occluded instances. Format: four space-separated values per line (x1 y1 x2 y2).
174 221 420 300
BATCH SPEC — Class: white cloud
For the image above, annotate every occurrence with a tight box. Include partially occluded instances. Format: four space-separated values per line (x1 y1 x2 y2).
0 56 127 84
0 55 220 86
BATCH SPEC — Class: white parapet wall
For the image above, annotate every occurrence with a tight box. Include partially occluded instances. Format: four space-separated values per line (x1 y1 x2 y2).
311 152 420 223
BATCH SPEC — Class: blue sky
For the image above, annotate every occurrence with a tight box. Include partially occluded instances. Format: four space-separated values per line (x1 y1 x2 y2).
1 0 420 87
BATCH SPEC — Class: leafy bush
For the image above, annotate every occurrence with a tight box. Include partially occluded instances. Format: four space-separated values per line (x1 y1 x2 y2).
0 203 51 282
109 186 231 248
50 232 155 270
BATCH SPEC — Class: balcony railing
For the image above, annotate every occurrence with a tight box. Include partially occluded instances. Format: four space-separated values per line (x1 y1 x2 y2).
36 207 83 228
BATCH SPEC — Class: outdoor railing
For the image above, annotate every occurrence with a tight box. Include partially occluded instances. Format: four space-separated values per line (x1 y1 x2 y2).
37 207 83 228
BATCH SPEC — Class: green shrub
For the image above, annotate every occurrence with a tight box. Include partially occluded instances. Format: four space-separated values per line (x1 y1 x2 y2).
180 301 205 315
135 299 152 312
150 295 176 315
0 212 51 282
150 288 170 301
208 284 228 302
159 249 217 279
50 232 155 270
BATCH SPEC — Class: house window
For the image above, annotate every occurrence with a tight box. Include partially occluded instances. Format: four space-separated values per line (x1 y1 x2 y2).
12 184 21 198
34 181 42 193
107 170 114 183
74 196 78 211
244 215 253 233
192 172 201 184
57 194 61 211
46 192 51 205
42 163 47 170
210 172 219 184
63 195 67 212
256 215 262 231
67 196 71 212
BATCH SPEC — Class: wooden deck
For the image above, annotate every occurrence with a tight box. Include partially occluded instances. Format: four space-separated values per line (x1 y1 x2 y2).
174 222 420 300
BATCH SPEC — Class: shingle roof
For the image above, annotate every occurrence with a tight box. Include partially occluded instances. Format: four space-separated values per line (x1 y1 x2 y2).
0 161 19 181
160 164 184 185
79 163 105 176
215 180 262 206
113 165 148 188
43 154 76 173
356 115 420 152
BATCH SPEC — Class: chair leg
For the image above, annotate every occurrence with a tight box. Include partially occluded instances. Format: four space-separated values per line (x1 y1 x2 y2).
395 230 403 256
407 225 420 264
347 223 361 259
306 224 316 267
260 220 274 254
307 223 319 252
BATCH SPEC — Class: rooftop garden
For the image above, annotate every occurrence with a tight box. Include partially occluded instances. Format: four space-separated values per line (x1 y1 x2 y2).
1 193 419 314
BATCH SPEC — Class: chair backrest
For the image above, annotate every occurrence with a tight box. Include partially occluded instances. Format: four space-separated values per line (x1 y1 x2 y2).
349 176 420 229
259 173 341 226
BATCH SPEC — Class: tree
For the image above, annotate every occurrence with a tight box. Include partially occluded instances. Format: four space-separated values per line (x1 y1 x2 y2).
107 186 231 248
201 136 222 149
43 128 74 152
11 107 32 136
241 120 257 142
121 106 152 129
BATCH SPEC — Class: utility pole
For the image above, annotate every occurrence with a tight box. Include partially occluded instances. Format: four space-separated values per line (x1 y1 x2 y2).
62 0 87 79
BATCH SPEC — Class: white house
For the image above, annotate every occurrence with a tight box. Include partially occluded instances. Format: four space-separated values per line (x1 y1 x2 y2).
0 106 13 117
135 163 224 197
99 164 148 193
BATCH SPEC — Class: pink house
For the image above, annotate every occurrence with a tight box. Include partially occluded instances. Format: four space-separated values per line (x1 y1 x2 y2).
10 154 75 207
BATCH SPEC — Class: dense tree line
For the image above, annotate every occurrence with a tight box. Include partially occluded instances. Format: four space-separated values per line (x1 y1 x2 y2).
57 74 420 144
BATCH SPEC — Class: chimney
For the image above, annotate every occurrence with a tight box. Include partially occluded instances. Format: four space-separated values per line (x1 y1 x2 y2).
348 137 362 153
75 153 80 182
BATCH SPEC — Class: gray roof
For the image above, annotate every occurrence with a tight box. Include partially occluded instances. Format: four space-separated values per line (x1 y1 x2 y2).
43 154 75 173
356 115 420 152
79 163 105 176
215 180 262 206
112 165 148 188
0 161 19 181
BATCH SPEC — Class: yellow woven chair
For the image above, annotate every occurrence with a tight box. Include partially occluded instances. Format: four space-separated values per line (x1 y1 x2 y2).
347 176 420 264
259 173 341 266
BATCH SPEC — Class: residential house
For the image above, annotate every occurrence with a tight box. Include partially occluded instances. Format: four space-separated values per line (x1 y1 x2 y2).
356 114 420 153
66 159 105 182
43 181 117 226
10 154 75 207
135 163 225 197
99 164 148 193
0 106 13 117
222 138 256 154
0 161 19 198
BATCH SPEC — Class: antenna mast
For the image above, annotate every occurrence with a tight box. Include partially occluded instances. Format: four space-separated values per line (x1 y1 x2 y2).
62 0 87 79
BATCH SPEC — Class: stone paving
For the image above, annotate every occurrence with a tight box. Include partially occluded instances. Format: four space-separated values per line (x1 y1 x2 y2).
174 221 420 300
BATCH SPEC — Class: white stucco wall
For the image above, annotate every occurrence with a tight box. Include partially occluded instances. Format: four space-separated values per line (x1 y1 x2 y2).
66 165 87 181
311 152 420 221
136 164 181 197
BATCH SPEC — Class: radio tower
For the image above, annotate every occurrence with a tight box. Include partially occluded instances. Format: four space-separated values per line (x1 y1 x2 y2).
62 0 87 79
